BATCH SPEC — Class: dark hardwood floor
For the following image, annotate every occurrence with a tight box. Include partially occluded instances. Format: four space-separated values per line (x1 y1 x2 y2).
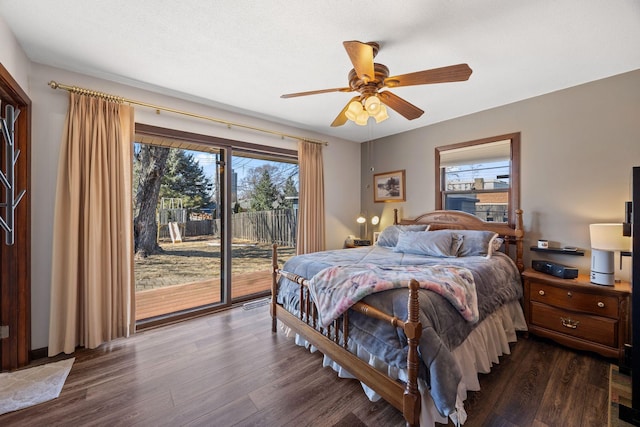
1 304 611 427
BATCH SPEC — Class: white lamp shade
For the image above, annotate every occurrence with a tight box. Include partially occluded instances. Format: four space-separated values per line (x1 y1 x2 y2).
589 223 631 251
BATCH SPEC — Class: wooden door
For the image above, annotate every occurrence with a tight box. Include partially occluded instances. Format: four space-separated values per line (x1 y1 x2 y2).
0 63 31 371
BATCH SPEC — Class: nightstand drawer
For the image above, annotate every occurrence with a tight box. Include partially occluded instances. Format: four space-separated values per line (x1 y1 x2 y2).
530 301 617 348
528 282 619 319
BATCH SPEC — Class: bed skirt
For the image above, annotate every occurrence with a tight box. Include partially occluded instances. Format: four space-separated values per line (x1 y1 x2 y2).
280 300 527 426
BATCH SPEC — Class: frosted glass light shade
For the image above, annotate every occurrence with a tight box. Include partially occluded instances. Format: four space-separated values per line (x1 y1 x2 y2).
345 100 364 121
354 110 369 126
364 95 381 114
372 105 389 123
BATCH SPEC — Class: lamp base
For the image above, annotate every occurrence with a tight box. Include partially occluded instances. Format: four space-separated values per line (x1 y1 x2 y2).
590 249 615 286
590 270 615 286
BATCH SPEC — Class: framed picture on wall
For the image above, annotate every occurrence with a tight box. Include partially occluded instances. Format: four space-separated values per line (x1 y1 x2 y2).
374 170 406 203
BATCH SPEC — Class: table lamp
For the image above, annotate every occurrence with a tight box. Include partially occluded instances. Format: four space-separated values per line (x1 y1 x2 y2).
356 215 380 240
589 223 632 286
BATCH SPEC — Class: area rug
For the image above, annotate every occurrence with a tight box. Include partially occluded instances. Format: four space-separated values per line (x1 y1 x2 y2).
610 364 636 427
0 357 74 415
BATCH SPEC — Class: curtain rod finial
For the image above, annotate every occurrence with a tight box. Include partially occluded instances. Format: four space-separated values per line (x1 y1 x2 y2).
48 81 59 89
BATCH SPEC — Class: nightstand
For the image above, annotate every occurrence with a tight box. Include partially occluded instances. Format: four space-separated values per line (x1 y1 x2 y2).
522 268 631 359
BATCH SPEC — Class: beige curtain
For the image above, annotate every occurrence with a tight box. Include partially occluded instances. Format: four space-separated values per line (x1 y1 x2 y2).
296 141 325 254
49 93 135 356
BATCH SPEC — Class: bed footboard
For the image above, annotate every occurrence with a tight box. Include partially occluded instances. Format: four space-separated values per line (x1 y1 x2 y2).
270 244 422 427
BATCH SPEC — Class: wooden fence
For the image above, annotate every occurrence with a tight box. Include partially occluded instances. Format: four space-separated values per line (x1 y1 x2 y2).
157 208 297 247
229 209 297 247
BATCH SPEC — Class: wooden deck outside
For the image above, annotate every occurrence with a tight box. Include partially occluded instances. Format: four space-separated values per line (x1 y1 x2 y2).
135 269 272 320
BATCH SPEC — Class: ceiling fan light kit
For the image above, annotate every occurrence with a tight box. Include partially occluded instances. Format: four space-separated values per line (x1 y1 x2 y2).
345 96 390 126
281 40 472 127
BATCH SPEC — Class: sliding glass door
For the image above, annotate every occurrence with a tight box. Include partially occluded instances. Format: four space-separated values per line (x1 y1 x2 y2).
229 153 298 301
131 126 299 323
133 142 225 321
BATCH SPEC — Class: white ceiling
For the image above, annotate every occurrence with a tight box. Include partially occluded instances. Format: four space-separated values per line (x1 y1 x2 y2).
1 0 639 143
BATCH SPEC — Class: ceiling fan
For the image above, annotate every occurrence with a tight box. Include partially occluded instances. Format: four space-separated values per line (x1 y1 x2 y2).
281 40 472 127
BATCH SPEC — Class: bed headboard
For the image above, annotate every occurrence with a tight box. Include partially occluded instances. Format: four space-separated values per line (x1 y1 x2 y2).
394 209 525 272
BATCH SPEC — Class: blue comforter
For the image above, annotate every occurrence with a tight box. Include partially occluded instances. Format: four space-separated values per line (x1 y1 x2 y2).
276 244 523 418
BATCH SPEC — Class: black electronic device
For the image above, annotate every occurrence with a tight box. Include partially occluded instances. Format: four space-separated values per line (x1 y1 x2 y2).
532 259 579 279
352 239 371 246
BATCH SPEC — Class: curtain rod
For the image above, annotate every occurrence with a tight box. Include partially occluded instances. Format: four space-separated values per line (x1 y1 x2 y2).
47 81 328 146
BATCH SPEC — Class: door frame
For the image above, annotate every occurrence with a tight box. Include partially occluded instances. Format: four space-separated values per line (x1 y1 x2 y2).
0 63 31 371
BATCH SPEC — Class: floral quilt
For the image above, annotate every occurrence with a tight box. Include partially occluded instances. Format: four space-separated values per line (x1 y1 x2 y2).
308 263 478 328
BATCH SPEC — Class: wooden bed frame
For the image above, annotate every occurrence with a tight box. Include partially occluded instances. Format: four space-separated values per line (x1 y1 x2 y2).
270 209 524 426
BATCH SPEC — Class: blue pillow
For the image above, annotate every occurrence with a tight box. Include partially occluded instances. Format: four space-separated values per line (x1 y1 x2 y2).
454 230 500 258
393 230 462 257
376 224 429 247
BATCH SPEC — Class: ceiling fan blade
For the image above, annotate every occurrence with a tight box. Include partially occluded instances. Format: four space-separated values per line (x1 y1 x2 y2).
281 87 352 98
385 64 472 88
378 91 424 120
343 41 375 83
331 96 360 127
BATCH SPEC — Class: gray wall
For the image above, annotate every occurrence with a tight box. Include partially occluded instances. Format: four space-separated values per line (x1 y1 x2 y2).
362 69 640 278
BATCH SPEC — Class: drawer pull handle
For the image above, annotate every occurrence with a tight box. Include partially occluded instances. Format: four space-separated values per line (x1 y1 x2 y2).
567 291 572 298
597 302 605 308
538 290 545 296
561 317 579 329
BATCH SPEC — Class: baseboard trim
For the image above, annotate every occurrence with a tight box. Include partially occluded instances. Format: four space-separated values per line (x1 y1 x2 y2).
30 347 48 361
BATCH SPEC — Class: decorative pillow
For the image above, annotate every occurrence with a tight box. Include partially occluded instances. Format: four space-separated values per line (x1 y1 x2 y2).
376 224 430 247
393 230 462 257
492 237 505 252
455 230 500 258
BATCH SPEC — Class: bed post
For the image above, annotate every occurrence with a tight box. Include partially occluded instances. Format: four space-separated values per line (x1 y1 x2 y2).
394 208 399 225
403 279 422 427
271 243 279 333
514 209 524 272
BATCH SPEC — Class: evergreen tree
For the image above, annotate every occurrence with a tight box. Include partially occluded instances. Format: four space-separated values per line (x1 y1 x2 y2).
160 149 213 209
250 169 279 211
281 176 298 209
239 163 299 211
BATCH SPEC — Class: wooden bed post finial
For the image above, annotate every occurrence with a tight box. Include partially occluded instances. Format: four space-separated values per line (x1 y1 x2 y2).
394 208 399 225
